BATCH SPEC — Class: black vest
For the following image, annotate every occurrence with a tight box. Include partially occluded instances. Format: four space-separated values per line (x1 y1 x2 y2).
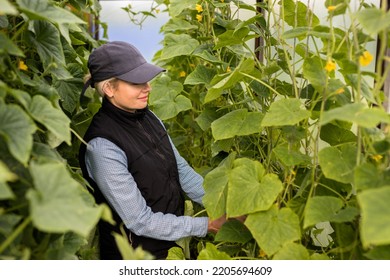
79 98 184 259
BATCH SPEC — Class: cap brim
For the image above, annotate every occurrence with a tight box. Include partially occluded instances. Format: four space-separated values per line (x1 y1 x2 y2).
117 62 165 84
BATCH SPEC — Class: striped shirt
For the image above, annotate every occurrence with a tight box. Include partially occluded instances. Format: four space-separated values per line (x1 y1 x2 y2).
85 137 208 241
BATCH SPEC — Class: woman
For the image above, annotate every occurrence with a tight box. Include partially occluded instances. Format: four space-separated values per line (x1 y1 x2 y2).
78 41 226 259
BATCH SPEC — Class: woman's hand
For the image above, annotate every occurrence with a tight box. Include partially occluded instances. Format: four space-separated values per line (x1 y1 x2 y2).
233 215 247 223
207 214 227 234
207 214 247 234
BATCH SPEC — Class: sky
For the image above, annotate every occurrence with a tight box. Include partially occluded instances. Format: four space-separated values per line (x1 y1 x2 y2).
99 0 169 62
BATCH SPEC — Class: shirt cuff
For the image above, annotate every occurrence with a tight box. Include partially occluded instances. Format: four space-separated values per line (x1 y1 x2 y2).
192 217 209 237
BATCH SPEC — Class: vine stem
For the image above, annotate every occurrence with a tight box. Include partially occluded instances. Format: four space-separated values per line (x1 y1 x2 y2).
0 216 32 254
240 72 282 96
70 127 88 146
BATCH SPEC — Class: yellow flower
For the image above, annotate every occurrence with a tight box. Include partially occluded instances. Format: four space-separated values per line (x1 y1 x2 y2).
195 4 203 13
259 249 267 258
18 60 28 71
359 51 373 66
220 0 225 2
336 88 345 94
196 14 202 22
325 60 336 72
290 169 296 176
327 5 337 12
226 66 231 72
179 71 186 77
371 154 383 163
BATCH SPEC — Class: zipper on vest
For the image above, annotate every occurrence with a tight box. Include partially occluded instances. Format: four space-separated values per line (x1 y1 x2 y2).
136 119 167 162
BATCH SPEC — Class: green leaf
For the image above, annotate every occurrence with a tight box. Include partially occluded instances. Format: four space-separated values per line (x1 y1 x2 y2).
27 161 102 237
44 232 87 260
29 95 71 145
7 88 31 109
304 196 347 228
211 139 234 155
197 243 231 260
261 98 310 127
283 26 336 41
160 33 199 60
193 49 222 64
29 20 72 79
54 78 83 113
0 103 36 165
184 65 217 85
214 28 250 49
303 56 327 93
0 0 18 15
0 32 24 57
211 109 263 140
326 78 347 97
204 58 254 103
149 76 191 120
227 158 283 216
263 61 281 76
319 144 357 184
365 245 390 260
235 13 263 34
174 201 194 260
0 160 17 200
310 253 331 260
169 0 198 17
355 8 390 35
357 186 390 248
372 138 390 155
339 58 359 74
162 18 198 32
203 153 236 220
325 0 348 16
166 247 186 260
273 143 311 167
320 123 357 146
231 0 257 12
345 74 376 104
272 243 310 260
32 142 63 162
195 108 220 131
281 0 319 28
0 182 13 200
0 82 6 99
245 206 301 256
282 27 310 40
99 204 115 226
16 0 86 25
0 214 22 237
354 162 389 191
333 206 359 223
0 160 17 183
215 219 252 244
320 103 390 128
112 232 155 260
203 74 228 103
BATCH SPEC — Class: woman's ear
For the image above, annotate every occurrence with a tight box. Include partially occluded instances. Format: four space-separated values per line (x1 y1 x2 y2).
103 81 115 98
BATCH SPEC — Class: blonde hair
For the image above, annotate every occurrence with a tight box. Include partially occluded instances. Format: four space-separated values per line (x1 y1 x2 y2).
84 74 119 97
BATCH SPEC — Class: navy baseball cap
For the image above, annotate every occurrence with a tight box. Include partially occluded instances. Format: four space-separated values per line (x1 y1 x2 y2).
81 41 165 97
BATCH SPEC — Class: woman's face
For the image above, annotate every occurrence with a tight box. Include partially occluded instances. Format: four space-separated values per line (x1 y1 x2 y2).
106 80 151 112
